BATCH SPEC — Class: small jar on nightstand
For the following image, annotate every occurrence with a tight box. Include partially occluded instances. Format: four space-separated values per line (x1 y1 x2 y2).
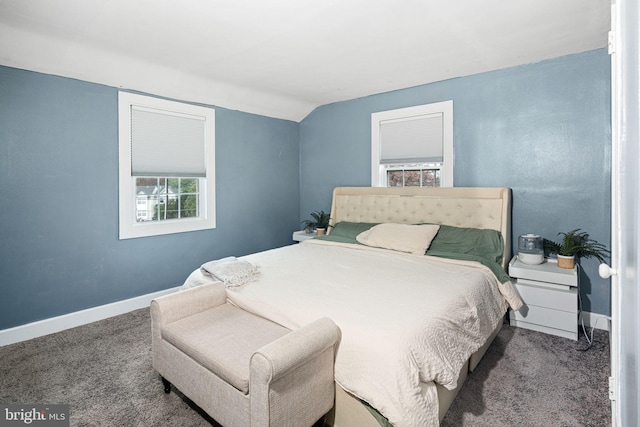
509 255 578 340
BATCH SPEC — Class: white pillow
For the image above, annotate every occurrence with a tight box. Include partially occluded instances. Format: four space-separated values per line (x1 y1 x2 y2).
356 223 440 255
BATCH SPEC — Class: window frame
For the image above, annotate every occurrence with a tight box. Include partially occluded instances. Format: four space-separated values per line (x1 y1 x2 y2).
371 100 453 187
118 92 216 239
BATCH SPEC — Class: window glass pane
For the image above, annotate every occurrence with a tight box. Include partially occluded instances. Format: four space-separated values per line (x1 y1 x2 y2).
404 170 421 187
135 177 199 222
180 178 198 218
387 170 404 187
423 169 441 187
181 194 198 217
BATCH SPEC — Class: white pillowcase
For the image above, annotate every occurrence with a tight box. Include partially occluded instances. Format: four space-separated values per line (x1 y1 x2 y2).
356 223 440 255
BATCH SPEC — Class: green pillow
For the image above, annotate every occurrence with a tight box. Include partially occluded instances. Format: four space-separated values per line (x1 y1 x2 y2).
427 224 508 282
427 224 503 263
327 222 379 240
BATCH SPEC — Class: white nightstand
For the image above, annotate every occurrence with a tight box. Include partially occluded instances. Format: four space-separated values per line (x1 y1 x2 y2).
292 230 316 242
508 255 578 340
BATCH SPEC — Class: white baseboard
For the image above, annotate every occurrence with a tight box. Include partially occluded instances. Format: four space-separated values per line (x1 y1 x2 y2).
580 311 611 332
0 287 181 347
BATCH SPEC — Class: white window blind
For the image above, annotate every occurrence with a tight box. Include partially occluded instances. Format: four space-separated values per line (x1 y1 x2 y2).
130 107 206 177
379 113 443 164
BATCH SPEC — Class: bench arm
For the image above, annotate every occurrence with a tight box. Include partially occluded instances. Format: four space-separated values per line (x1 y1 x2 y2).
151 282 227 327
249 317 341 427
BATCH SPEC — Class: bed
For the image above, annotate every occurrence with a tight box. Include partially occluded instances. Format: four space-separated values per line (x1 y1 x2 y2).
182 186 522 427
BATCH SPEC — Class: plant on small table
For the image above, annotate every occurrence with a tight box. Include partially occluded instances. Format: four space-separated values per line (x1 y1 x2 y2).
543 229 609 269
301 210 331 236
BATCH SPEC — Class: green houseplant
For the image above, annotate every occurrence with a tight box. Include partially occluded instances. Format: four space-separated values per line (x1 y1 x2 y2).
301 210 331 235
543 229 610 269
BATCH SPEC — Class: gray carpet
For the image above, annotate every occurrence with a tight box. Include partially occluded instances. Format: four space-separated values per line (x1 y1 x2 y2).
441 324 611 427
0 309 610 426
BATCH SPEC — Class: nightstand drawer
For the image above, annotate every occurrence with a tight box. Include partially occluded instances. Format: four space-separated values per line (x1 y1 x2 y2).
514 279 577 313
510 305 577 332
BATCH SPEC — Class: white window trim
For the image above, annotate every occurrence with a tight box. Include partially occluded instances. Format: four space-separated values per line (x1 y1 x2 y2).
118 92 216 239
371 100 453 187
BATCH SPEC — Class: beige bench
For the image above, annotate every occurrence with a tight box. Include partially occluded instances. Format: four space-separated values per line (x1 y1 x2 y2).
151 282 341 427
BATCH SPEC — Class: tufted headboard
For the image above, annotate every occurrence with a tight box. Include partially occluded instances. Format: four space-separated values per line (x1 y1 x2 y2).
328 186 512 270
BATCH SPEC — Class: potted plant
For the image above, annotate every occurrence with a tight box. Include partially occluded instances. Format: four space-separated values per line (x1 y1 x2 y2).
301 210 331 236
543 229 610 269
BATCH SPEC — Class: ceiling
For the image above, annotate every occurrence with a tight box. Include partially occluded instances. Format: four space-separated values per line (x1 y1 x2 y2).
0 0 610 122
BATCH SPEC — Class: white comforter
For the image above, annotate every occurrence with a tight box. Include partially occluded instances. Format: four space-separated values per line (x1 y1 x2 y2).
186 240 520 427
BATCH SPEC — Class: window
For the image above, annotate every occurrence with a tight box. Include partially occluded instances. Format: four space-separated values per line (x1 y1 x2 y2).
118 92 215 239
386 164 441 187
371 100 453 187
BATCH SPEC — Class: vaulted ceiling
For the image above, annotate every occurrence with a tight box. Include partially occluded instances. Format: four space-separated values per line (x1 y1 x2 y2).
0 0 610 121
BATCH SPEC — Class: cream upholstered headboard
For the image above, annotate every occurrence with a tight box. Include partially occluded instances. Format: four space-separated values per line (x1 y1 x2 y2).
328 187 512 270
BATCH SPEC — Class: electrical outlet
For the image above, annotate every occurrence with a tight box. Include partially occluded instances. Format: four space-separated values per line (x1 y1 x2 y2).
609 376 616 401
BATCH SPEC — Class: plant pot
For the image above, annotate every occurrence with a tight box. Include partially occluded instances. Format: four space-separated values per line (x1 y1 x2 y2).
316 228 326 236
557 255 575 269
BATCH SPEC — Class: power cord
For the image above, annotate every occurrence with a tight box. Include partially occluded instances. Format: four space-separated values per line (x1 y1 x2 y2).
576 263 610 351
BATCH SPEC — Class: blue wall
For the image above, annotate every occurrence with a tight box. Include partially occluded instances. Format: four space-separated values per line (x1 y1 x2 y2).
0 48 612 330
299 49 612 315
0 66 300 330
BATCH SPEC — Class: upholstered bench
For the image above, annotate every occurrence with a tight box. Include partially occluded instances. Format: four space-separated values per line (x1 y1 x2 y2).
151 282 341 427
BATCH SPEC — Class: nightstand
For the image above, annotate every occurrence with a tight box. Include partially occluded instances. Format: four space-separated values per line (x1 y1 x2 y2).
508 255 578 340
292 230 316 242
